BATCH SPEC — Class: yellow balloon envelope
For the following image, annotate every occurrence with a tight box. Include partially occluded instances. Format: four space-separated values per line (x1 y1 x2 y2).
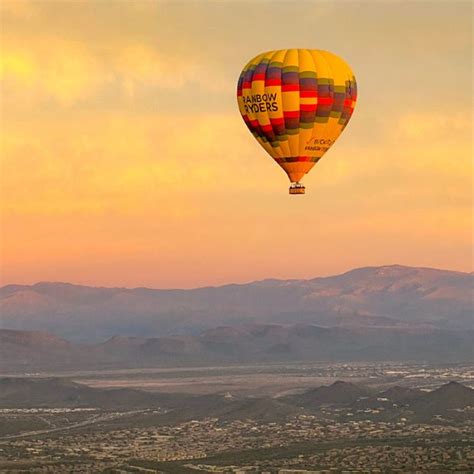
237 49 357 194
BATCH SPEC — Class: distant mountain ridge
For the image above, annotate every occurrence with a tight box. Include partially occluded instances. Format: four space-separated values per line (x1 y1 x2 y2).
1 265 472 344
1 321 473 372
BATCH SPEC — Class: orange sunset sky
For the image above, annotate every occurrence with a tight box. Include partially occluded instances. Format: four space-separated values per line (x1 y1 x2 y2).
0 1 472 288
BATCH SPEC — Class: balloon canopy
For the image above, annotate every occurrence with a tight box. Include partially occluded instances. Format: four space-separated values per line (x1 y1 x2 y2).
237 49 357 194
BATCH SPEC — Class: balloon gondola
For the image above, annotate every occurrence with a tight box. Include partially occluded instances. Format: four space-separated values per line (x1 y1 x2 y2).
289 182 305 195
237 49 357 194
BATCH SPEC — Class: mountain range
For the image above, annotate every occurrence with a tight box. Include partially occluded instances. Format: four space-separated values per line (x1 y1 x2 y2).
1 320 473 372
1 265 472 344
1 265 472 370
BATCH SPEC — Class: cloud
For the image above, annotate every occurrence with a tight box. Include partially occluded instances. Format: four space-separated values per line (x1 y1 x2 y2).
0 0 38 19
0 37 232 108
114 43 232 100
1 38 108 106
396 111 471 141
1 0 234 109
0 112 263 217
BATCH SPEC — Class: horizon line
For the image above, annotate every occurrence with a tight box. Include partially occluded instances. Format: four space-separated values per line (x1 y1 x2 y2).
1 263 471 293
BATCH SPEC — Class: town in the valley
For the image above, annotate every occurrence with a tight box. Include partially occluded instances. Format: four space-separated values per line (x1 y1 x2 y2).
1 362 473 473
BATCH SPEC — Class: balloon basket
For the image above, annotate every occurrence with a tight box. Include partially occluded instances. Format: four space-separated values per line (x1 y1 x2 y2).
289 183 305 195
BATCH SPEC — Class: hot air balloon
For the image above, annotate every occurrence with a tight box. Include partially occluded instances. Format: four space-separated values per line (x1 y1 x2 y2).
237 49 357 194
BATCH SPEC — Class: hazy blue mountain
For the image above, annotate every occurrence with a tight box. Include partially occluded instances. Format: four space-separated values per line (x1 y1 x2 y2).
1 265 472 342
1 322 473 373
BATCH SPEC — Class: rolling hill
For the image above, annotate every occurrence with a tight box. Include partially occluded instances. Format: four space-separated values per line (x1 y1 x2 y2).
284 380 373 408
0 377 177 409
1 378 472 425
